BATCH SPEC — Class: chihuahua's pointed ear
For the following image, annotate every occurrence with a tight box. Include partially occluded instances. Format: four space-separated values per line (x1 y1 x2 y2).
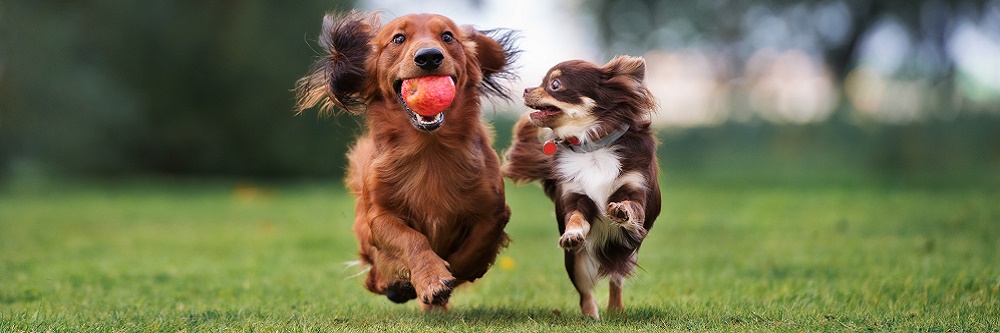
460 26 520 101
295 10 380 115
603 55 656 112
603 55 646 83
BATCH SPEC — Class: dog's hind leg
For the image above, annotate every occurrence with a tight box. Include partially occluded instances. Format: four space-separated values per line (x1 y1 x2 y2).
566 249 600 319
608 273 624 314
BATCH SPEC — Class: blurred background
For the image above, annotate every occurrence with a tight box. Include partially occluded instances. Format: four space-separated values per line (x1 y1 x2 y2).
2 0 999 186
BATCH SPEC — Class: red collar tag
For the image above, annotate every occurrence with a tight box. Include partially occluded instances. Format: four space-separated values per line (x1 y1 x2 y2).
543 141 558 155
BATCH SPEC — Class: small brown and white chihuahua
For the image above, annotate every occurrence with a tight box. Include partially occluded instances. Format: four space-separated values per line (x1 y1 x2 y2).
503 56 661 319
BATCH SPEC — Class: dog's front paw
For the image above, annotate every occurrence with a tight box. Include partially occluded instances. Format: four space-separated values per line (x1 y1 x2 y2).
411 254 456 307
606 201 634 225
384 280 417 304
424 278 454 306
607 201 647 241
559 228 587 251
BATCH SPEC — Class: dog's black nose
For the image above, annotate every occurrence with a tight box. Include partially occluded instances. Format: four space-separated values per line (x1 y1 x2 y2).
414 47 444 70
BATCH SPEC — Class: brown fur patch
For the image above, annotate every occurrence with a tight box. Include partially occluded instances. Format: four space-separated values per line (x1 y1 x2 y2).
296 11 518 310
502 55 661 319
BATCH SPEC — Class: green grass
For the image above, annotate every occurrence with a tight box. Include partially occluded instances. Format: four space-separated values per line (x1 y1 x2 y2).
1 174 998 332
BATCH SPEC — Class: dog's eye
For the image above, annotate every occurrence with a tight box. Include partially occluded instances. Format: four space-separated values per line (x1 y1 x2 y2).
441 32 454 44
550 79 562 91
392 34 406 45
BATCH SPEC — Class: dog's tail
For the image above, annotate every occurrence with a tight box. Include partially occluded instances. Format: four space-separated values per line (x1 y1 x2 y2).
501 115 554 184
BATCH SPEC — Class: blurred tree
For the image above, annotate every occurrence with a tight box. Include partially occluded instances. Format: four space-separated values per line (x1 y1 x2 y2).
0 0 359 179
581 0 1000 174
583 0 991 78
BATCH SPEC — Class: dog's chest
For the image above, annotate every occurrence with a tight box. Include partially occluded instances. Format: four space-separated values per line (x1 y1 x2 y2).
555 147 622 209
380 148 484 219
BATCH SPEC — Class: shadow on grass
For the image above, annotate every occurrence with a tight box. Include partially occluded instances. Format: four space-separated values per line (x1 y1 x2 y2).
414 305 680 328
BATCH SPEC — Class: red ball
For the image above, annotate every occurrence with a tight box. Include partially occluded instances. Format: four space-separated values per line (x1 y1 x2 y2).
401 76 456 116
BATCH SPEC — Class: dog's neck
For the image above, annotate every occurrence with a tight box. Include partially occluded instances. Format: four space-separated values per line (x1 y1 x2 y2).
543 123 629 155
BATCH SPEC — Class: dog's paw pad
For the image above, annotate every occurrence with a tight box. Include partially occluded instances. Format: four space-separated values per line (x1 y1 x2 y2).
607 202 632 224
422 279 454 306
559 230 586 251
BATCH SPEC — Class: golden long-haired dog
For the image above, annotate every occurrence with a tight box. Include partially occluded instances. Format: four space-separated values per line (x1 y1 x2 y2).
503 56 661 319
295 11 518 311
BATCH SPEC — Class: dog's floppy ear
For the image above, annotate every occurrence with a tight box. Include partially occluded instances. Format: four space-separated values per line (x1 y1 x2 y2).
460 26 520 101
295 10 380 115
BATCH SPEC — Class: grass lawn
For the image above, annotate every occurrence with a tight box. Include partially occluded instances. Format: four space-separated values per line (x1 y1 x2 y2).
1 173 998 332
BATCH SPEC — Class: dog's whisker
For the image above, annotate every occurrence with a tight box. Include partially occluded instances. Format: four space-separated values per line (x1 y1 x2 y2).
342 259 364 269
343 260 371 279
345 266 371 280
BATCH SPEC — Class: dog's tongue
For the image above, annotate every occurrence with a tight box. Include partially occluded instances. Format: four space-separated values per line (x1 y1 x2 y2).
401 76 456 116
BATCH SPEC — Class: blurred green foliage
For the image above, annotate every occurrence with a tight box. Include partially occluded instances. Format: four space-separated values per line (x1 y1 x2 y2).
1 0 360 179
656 115 1000 188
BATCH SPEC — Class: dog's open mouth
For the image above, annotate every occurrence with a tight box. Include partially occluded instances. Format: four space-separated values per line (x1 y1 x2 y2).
394 77 456 132
527 104 562 122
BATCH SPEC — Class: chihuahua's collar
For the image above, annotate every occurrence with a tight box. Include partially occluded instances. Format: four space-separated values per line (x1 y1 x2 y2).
543 124 630 155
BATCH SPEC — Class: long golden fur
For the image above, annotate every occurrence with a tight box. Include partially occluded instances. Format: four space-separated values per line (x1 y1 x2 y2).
295 11 518 311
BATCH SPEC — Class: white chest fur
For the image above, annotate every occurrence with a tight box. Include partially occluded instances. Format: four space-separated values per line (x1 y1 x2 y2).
555 146 648 216
557 147 649 249
555 147 623 211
